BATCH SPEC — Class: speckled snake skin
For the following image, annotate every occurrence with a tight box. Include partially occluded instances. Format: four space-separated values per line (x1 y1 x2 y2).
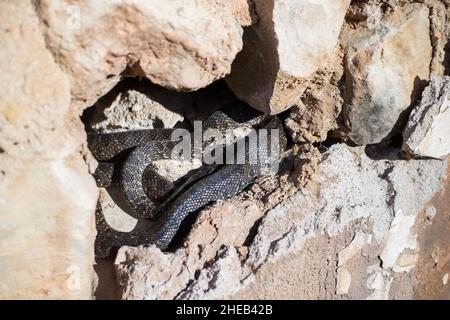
88 105 285 257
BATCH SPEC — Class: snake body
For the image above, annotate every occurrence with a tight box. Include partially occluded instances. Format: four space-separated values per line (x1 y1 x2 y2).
88 104 285 257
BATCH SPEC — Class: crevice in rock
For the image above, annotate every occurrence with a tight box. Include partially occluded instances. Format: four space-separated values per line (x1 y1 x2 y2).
243 217 264 247
80 75 298 299
444 40 450 75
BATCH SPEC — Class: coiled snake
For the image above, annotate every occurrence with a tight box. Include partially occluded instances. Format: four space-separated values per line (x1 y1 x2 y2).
88 104 285 257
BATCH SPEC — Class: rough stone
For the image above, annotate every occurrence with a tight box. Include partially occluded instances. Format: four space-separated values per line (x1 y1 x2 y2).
0 1 77 158
176 246 253 300
226 0 350 114
226 0 258 27
115 199 267 299
0 0 98 299
285 51 344 144
35 0 243 110
402 76 450 160
343 4 432 145
88 89 185 133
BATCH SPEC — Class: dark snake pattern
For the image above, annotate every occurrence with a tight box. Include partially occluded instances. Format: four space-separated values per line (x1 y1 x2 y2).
88 105 285 257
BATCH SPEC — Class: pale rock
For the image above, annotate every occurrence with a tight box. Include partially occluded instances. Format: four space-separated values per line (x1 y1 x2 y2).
0 0 98 299
379 209 418 273
98 188 137 232
226 0 350 114
176 247 253 300
115 246 192 300
115 199 265 299
36 0 243 110
402 76 450 159
443 273 449 286
366 265 393 300
0 0 75 159
425 206 437 222
89 89 184 132
0 155 98 299
344 4 432 145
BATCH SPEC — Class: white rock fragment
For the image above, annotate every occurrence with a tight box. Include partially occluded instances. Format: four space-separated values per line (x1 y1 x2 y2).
425 206 437 222
379 209 418 273
98 189 137 232
176 247 253 300
443 273 449 286
115 246 192 300
90 89 184 132
336 232 372 295
366 265 393 300
403 76 450 160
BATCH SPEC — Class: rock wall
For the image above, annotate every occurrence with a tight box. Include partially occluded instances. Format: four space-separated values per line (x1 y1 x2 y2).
0 0 449 299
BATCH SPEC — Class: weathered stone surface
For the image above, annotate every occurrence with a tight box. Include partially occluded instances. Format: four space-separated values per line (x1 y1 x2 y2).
413 166 450 299
0 155 97 299
115 199 267 299
226 0 258 27
343 4 432 145
88 89 184 133
113 144 447 299
403 76 450 159
285 51 344 144
36 0 243 110
226 0 350 114
0 0 98 299
0 1 77 158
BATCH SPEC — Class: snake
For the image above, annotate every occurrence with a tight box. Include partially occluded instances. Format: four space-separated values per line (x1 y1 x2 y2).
88 104 286 258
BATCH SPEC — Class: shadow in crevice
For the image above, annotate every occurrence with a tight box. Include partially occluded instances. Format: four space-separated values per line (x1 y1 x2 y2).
444 40 450 76
94 256 121 300
364 75 428 161
364 139 403 161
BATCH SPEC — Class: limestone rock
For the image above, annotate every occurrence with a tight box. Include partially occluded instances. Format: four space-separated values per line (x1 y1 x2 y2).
0 0 98 299
226 0 258 27
402 76 450 160
0 155 98 299
35 0 243 110
226 0 350 114
176 247 252 300
115 199 266 299
285 52 344 144
115 246 191 300
87 86 187 133
343 4 432 145
0 1 75 159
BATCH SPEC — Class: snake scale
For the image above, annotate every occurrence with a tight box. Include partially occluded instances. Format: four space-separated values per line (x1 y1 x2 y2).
88 104 286 257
